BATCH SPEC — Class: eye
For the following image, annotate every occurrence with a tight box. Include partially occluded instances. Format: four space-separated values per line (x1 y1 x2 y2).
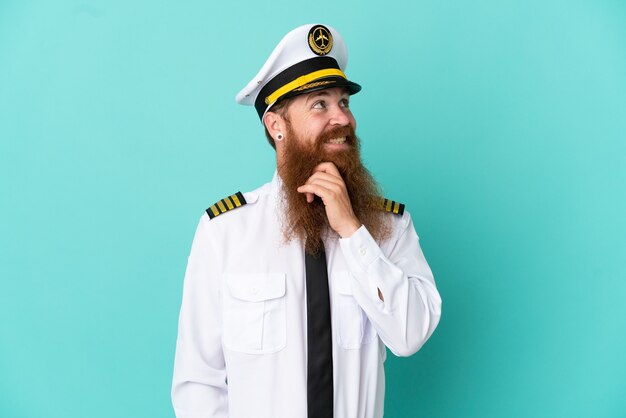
340 98 350 108
312 100 326 109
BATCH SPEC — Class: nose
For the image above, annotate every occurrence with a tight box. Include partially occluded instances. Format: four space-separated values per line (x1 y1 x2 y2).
329 104 351 126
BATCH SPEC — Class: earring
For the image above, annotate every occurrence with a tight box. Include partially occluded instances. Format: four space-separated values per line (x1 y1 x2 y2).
276 133 284 141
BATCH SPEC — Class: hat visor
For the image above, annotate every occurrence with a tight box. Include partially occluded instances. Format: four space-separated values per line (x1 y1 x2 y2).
278 76 361 102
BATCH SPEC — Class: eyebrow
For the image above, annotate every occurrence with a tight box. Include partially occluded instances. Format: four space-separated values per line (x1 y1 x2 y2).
306 90 330 104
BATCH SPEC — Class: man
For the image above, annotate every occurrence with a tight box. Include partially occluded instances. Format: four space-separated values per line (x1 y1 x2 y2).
172 24 441 418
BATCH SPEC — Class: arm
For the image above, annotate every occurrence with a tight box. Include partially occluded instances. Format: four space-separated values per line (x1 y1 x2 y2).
297 162 441 356
172 215 228 418
339 214 442 357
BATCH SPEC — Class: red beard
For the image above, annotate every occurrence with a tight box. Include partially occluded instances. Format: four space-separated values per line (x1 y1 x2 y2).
278 123 391 254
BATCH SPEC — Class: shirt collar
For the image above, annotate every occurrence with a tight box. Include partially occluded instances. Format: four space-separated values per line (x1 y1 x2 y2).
270 169 284 197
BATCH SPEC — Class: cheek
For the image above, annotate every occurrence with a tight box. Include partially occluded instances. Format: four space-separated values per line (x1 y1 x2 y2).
304 121 326 140
348 113 357 130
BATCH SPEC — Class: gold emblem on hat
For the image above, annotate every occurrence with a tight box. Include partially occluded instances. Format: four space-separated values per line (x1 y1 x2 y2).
308 25 333 56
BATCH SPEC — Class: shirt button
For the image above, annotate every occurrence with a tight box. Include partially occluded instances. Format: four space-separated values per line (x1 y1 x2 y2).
251 288 258 295
359 246 367 256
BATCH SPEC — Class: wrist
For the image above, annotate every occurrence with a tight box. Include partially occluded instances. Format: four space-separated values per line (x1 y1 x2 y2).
338 219 362 238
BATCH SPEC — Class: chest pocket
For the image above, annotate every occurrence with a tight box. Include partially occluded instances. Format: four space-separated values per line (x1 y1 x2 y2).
334 272 377 349
222 273 286 354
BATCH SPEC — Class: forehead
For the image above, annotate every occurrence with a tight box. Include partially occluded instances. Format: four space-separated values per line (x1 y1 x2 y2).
288 87 350 107
305 86 349 100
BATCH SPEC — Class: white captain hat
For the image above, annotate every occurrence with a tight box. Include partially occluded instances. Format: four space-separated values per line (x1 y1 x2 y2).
236 23 361 119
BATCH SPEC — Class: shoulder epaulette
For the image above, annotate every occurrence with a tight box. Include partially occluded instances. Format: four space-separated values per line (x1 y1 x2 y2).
380 197 405 215
206 191 247 220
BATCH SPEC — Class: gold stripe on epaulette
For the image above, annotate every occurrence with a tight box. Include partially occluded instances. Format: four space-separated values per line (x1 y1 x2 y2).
380 197 405 216
206 191 247 219
208 205 219 217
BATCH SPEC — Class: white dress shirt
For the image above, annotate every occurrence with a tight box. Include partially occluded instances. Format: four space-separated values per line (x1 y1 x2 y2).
172 172 441 418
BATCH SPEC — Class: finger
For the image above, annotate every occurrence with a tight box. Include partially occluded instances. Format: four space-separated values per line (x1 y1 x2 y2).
303 177 337 203
297 184 332 201
305 178 344 194
305 171 344 187
313 162 341 176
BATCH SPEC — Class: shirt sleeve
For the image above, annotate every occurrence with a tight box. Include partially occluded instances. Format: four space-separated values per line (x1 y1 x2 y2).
338 212 442 357
171 215 229 418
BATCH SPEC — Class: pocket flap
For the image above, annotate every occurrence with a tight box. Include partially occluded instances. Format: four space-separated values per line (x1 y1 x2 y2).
225 273 286 302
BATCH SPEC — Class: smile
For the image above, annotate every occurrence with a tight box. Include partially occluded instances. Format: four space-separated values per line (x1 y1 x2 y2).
325 137 346 144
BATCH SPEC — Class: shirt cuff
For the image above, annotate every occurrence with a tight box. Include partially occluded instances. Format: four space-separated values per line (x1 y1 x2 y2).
338 225 383 273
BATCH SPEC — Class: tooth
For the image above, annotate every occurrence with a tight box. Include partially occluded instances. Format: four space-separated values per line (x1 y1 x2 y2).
326 137 346 144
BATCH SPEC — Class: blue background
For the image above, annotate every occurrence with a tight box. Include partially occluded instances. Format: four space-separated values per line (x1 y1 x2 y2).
1 1 625 417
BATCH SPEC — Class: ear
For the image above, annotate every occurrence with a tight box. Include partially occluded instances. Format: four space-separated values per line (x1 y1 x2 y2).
264 111 287 143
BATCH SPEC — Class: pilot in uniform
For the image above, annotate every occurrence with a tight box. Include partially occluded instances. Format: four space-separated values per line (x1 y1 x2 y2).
171 23 442 418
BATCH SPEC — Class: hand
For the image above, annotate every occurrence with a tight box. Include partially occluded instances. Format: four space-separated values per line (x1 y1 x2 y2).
297 162 362 238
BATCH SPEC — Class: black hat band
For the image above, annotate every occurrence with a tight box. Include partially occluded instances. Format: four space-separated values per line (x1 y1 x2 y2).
255 57 344 118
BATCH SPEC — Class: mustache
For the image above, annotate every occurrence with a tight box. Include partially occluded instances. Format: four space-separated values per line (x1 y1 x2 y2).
316 125 356 145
